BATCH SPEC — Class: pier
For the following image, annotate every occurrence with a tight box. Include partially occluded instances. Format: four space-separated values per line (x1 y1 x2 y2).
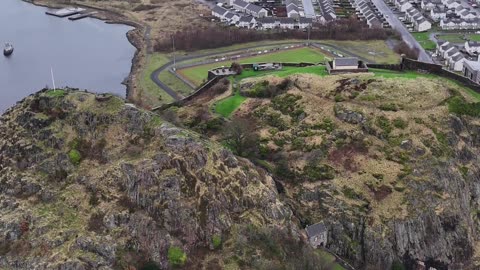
68 12 97 21
45 7 86 18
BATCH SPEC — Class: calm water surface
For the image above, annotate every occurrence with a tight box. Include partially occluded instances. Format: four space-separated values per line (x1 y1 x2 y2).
0 0 136 112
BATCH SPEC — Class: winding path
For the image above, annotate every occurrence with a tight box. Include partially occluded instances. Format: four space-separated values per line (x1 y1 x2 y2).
150 42 372 101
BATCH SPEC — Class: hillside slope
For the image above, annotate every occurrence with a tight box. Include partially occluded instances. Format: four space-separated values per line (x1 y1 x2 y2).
172 70 480 269
0 90 329 269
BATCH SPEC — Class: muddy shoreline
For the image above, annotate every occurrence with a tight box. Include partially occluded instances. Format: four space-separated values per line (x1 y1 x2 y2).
25 0 146 105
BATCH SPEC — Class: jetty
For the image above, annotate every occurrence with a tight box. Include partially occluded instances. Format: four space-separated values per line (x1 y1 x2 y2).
45 7 86 18
68 12 97 21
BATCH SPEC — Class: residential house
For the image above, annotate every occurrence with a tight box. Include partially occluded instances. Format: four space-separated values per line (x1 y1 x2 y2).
224 12 240 24
444 47 460 64
233 0 250 12
416 17 432 31
397 0 413 12
257 17 276 29
448 52 465 71
465 41 480 55
436 40 450 55
430 5 447 21
298 17 314 29
245 3 268 17
306 222 328 248
463 59 480 84
445 0 461 9
459 9 476 19
286 0 301 18
212 6 229 20
421 0 441 11
237 16 256 28
278 17 296 29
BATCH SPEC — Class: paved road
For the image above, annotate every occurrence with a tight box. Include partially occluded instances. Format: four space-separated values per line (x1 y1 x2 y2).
151 42 372 101
371 0 433 63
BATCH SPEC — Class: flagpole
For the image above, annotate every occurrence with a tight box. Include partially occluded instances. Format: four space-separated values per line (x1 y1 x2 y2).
51 67 56 91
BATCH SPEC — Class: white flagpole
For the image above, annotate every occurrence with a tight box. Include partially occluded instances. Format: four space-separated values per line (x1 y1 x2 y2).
51 67 56 91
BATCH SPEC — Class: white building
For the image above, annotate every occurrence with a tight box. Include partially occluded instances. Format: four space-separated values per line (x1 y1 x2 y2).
448 53 466 71
465 41 480 55
416 17 432 31
463 59 480 84
430 6 447 21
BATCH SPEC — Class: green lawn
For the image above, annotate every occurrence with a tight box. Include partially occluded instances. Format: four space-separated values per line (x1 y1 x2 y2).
140 54 174 107
178 47 327 86
215 91 247 117
436 33 466 43
321 40 400 64
157 70 194 97
235 65 328 80
370 68 480 101
411 32 436 50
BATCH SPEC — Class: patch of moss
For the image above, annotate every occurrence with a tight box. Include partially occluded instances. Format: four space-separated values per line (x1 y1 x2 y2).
168 246 187 267
68 149 82 165
212 235 222 249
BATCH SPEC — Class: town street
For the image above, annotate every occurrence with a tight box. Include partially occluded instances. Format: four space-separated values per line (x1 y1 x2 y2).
371 0 433 63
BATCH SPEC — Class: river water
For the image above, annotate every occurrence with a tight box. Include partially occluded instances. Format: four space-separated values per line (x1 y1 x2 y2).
0 0 136 112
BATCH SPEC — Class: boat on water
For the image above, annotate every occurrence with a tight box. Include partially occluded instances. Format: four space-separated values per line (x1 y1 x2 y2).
3 43 13 56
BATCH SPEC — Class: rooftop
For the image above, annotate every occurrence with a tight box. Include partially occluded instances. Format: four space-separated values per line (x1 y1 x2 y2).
334 57 359 66
306 222 327 238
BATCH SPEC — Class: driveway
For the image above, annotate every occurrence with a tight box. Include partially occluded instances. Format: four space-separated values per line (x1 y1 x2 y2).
371 0 433 63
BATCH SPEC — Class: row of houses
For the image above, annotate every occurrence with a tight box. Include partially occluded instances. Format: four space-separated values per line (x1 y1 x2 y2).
439 18 480 29
212 7 314 29
317 0 337 22
404 6 432 31
257 16 313 29
232 0 268 17
420 0 480 29
352 0 388 28
437 41 466 70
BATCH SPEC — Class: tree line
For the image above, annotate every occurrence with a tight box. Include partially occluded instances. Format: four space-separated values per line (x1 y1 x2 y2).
154 18 396 52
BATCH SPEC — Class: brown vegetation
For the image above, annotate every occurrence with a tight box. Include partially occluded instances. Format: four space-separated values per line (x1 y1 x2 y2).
394 40 420 60
155 18 394 51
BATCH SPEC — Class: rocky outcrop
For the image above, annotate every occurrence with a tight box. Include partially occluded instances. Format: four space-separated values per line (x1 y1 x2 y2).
0 90 301 269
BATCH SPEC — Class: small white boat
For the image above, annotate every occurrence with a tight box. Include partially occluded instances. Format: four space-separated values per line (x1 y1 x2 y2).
3 43 13 56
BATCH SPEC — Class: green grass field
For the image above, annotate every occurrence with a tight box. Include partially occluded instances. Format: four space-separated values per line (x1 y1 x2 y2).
321 40 400 64
411 32 436 50
436 33 480 43
178 47 327 86
140 54 174 107
215 91 247 117
235 65 328 80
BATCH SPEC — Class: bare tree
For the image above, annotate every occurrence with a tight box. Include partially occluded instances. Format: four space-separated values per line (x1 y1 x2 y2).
223 117 259 157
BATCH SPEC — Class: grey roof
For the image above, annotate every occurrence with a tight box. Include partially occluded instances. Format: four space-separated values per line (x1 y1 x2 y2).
257 17 276 23
306 223 327 238
246 3 264 13
465 60 480 71
447 48 460 56
233 0 249 8
451 53 465 61
278 17 295 24
468 41 480 47
213 6 228 16
239 16 254 23
334 57 359 66
224 12 237 19
299 17 313 24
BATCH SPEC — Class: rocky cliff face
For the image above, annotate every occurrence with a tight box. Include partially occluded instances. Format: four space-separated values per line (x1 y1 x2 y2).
172 73 480 270
0 90 314 269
